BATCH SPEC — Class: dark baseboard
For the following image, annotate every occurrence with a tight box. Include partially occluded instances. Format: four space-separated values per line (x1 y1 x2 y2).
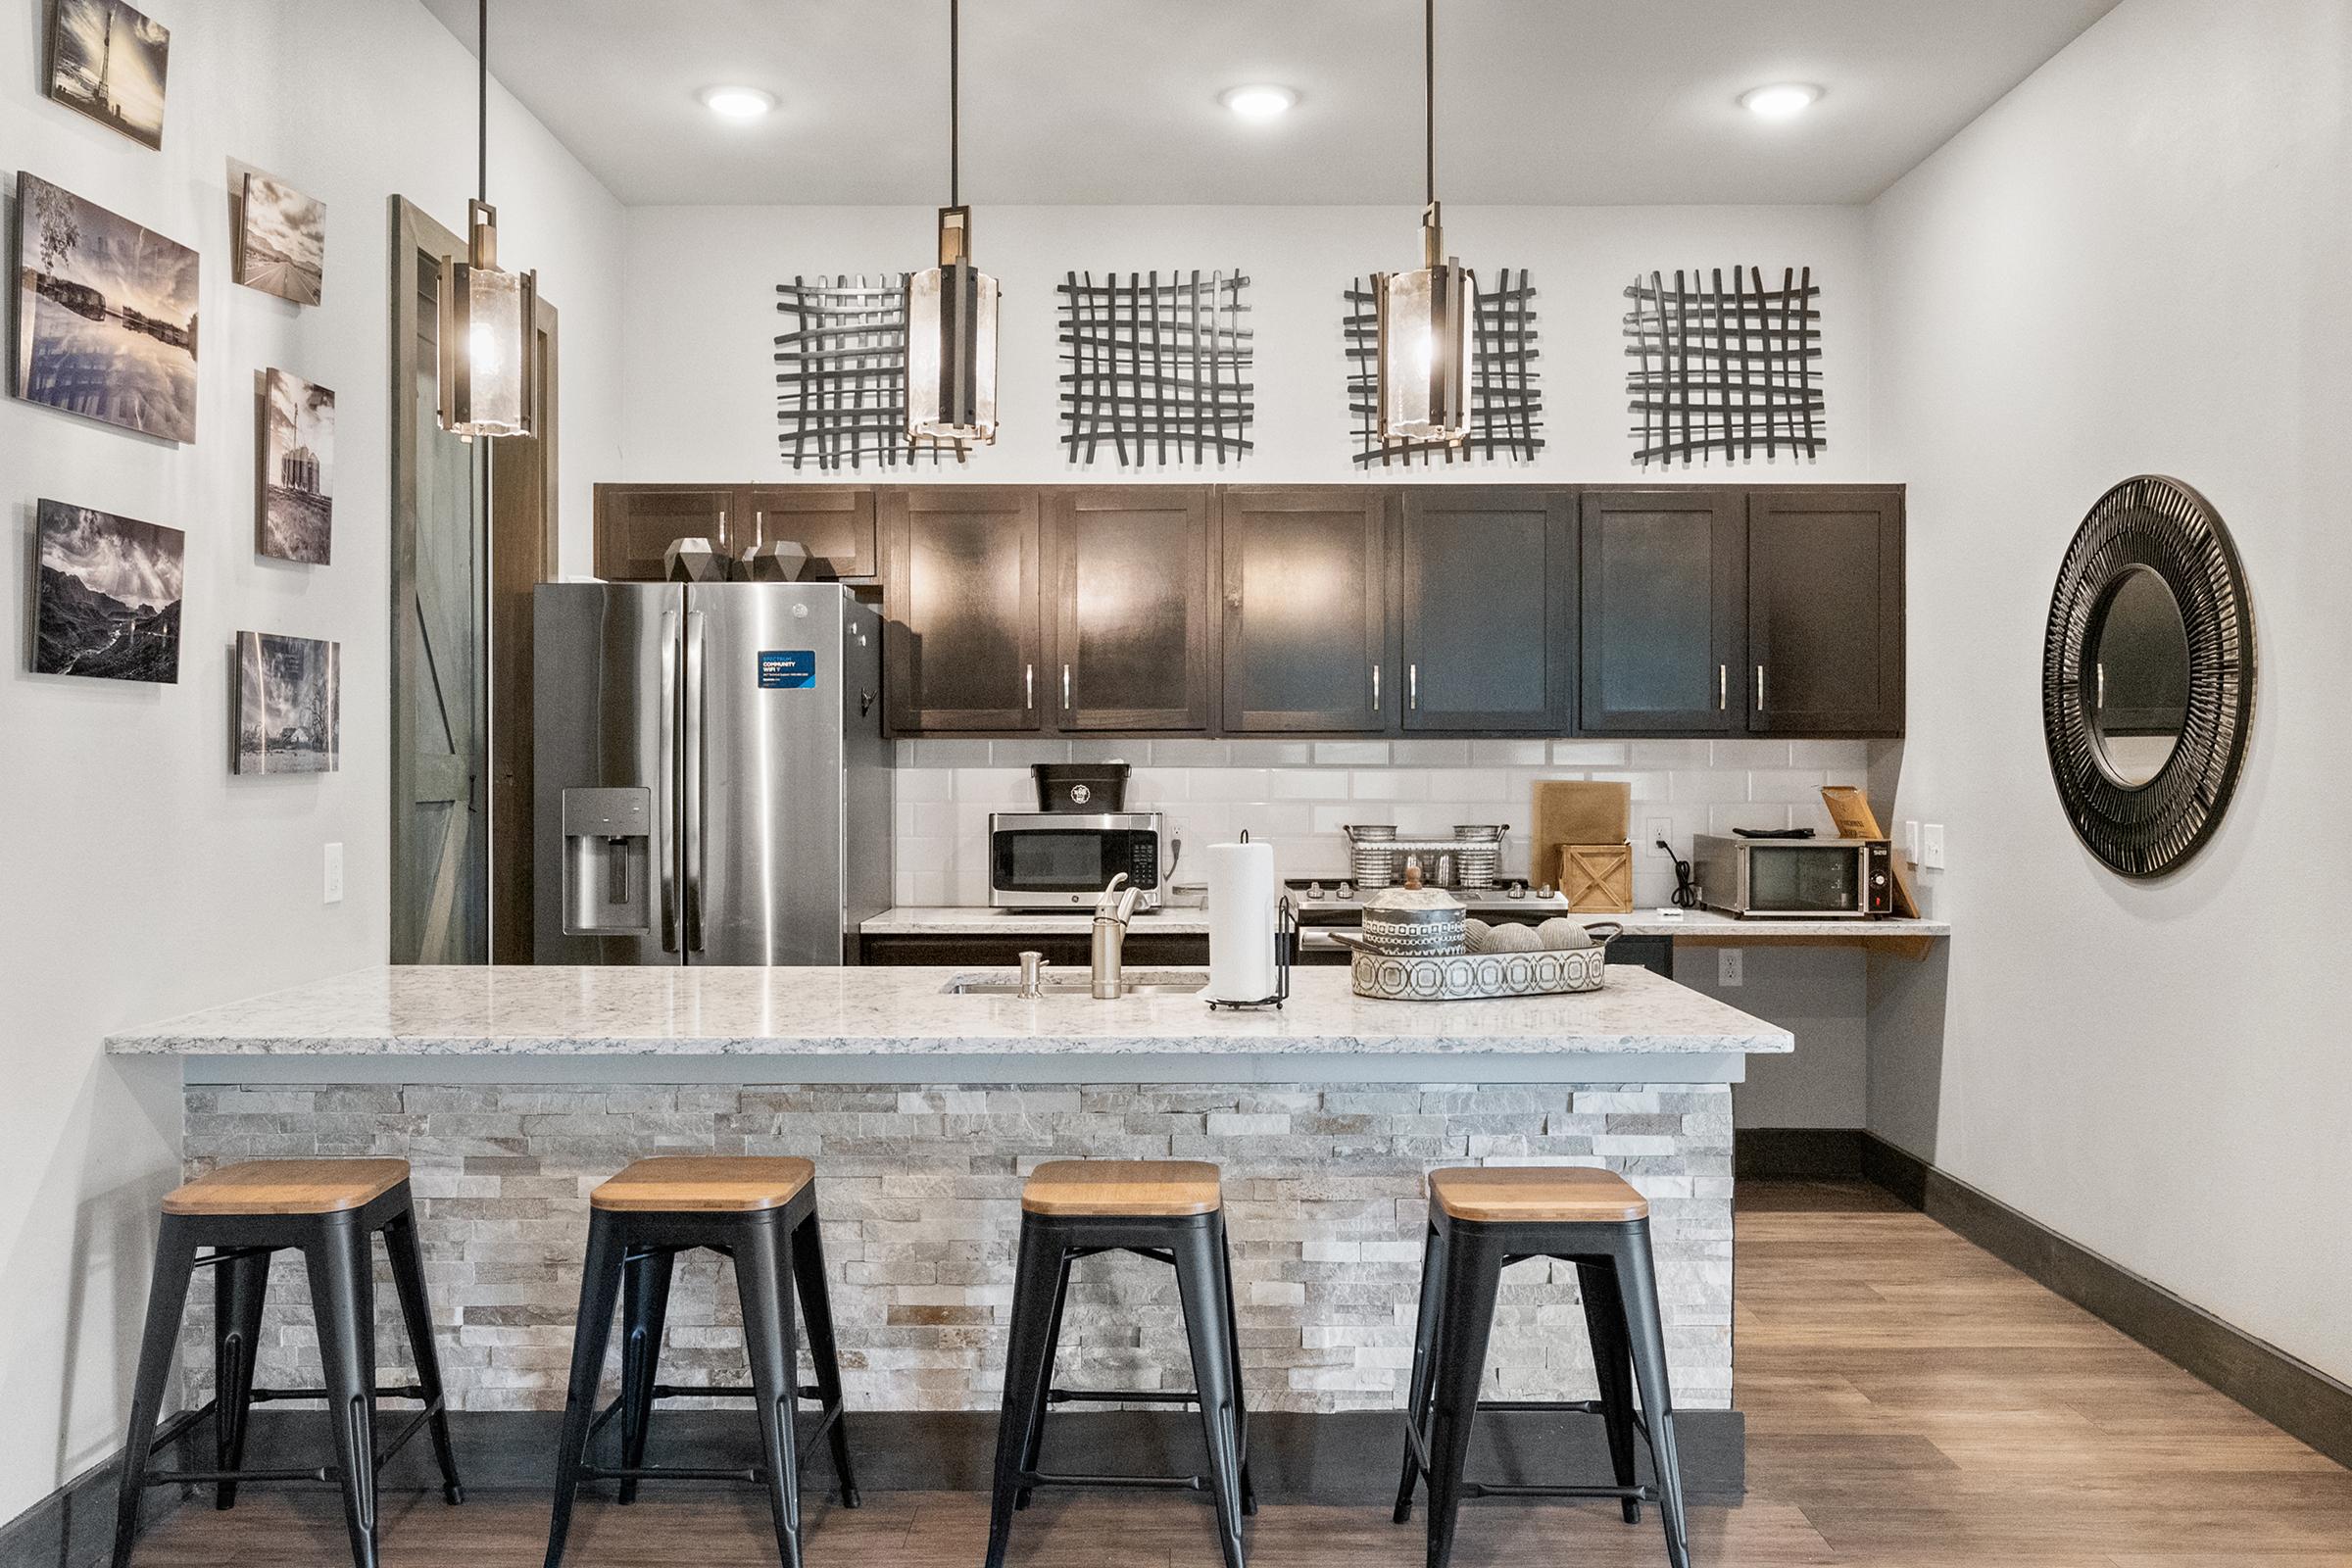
1734 1126 1865 1177
1860 1132 2352 1471
5 1405 1742 1564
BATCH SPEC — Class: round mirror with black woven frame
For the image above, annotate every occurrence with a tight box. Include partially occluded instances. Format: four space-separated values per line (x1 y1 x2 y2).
2042 474 2256 878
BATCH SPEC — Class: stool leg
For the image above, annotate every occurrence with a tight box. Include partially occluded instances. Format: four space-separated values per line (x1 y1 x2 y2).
111 1216 199 1568
1614 1229 1692 1568
545 1210 627 1568
1392 1219 1449 1524
790 1210 861 1508
212 1247 270 1510
304 1216 381 1568
383 1207 464 1505
616 1246 675 1505
1174 1217 1247 1568
1576 1259 1642 1525
737 1220 807 1568
1423 1226 1503 1568
985 1218 1064 1568
1010 1250 1071 1512
1214 1219 1257 1518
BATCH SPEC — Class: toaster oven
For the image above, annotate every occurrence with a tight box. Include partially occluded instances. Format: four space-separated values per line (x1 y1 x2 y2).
1692 834 1892 918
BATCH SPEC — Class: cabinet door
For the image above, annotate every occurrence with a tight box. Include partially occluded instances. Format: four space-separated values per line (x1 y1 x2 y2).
741 485 878 581
883 487 1042 733
1399 487 1572 732
593 485 736 581
1047 487 1215 732
1747 487 1905 736
1578 488 1746 733
1219 488 1391 733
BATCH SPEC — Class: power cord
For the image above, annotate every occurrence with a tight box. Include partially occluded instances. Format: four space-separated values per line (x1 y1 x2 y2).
1657 839 1697 908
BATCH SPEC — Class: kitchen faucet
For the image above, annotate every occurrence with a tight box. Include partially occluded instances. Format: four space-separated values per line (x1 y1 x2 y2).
1092 873 1143 999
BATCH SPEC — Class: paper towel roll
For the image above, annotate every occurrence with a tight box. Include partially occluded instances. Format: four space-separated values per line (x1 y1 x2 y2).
1204 839 1278 1004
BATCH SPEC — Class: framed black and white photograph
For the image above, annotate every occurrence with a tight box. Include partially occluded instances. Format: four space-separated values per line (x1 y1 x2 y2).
235 631 341 775
260 368 334 564
236 172 325 306
32 497 183 683
45 0 169 150
14 172 199 443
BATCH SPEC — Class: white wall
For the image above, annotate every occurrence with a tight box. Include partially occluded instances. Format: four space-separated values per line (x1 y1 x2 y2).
613 203 1872 521
1867 0 2352 1380
0 0 622 1517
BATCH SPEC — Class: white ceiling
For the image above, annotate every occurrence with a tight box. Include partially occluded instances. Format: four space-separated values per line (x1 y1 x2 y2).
422 0 2122 208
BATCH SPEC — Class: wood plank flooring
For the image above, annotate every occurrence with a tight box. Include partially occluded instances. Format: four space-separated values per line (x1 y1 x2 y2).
136 1179 2352 1566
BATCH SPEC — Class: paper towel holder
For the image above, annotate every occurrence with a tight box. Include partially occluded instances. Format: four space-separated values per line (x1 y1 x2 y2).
1205 840 1297 1012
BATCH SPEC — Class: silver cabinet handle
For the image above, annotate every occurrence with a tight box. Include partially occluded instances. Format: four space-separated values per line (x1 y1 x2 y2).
1062 662 1072 711
1024 662 1034 711
1718 663 1728 711
1371 662 1381 712
1409 662 1419 711
1755 663 1766 712
684 611 707 953
658 608 679 953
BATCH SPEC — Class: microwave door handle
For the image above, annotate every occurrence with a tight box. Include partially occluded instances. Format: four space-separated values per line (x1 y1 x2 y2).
658 608 679 953
684 610 707 954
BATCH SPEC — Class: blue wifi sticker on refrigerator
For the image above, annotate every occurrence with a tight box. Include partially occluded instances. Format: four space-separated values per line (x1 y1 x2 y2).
759 650 815 689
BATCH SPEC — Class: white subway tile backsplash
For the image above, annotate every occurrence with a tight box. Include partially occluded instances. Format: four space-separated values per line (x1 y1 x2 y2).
1312 742 1390 765
1549 740 1630 766
1126 767 1192 805
1147 738 1231 765
1310 805 1361 835
909 739 994 767
1191 768 1273 801
1746 769 1831 805
1587 769 1671 797
1268 769 1349 802
1223 740 1315 766
1469 740 1549 765
896 769 953 802
1789 740 1871 771
954 767 1033 805
1427 769 1514 803
1667 770 1747 805
1350 771 1429 802
1628 740 1713 767
1707 805 1792 835
989 741 1072 766
1707 739 1794 768
1389 740 1471 765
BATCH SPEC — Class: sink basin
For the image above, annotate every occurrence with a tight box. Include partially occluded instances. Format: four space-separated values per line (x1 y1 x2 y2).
943 970 1212 998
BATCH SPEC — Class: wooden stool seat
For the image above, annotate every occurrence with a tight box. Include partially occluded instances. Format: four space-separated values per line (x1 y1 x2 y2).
1021 1159 1221 1217
1428 1165 1648 1224
591 1156 815 1212
163 1158 411 1216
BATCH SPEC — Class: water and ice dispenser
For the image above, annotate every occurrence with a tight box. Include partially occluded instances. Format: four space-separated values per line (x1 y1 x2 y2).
561 787 654 936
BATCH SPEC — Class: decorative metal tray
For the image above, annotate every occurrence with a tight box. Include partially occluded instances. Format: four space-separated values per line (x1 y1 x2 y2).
1349 942 1608 1003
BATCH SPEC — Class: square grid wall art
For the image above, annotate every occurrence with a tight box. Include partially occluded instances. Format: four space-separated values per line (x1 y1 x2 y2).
31 497 182 683
235 631 340 775
1343 269 1542 466
46 0 169 149
14 172 198 443
1622 267 1824 468
774 273 962 470
1056 270 1253 466
236 172 325 306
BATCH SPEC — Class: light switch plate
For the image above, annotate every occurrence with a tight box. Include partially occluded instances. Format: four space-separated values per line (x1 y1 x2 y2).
1903 819 1921 865
1922 823 1946 871
1717 948 1744 987
323 842 345 905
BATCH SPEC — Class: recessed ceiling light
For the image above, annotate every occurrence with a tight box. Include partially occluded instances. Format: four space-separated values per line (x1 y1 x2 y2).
699 84 776 122
1740 83 1821 121
1221 84 1298 122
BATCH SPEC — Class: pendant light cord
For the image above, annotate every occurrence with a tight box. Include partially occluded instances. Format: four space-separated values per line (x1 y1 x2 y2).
949 0 960 208
1423 0 1435 208
476 0 488 204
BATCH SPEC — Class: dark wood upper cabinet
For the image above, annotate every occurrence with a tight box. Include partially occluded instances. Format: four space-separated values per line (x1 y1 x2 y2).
592 484 737 581
1579 487 1747 734
1398 487 1572 732
1219 488 1391 733
1047 487 1215 732
741 485 878 580
1746 487 1905 736
882 487 1042 734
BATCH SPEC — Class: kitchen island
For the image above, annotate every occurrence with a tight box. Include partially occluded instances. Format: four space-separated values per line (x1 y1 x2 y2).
110 963 1788 1494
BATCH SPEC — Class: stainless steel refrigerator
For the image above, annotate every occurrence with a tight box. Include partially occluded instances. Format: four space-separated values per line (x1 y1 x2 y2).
532 582 892 965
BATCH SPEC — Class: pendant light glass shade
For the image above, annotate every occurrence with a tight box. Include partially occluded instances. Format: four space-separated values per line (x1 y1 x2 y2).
906 206 998 444
439 200 537 439
1375 204 1472 444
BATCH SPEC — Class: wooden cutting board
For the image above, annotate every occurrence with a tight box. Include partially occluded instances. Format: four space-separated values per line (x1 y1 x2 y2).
1532 780 1631 863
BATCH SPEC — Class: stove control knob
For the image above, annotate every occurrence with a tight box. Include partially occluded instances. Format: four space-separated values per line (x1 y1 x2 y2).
1506 882 1528 899
1304 882 1325 901
1335 880 1354 900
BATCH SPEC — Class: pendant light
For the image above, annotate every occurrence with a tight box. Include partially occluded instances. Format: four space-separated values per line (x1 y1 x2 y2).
906 0 999 445
1374 0 1473 445
438 0 536 439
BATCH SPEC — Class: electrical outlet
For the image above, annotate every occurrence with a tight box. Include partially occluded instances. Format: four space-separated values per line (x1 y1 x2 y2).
1922 823 1946 871
1903 819 1921 865
1644 816 1675 858
323 842 345 905
1717 948 1744 987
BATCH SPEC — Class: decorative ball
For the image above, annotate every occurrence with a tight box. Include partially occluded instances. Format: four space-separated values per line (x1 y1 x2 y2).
1537 917 1593 951
1461 918 1494 954
1485 922 1544 953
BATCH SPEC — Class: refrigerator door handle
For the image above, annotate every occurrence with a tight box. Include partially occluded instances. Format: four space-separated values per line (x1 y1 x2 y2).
684 610 708 953
658 609 679 953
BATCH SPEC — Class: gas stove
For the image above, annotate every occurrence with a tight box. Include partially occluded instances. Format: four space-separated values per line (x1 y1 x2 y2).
1281 876 1570 926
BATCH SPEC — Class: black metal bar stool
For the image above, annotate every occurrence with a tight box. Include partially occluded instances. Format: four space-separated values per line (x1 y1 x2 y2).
1393 1165 1692 1568
543 1156 858 1568
985 1158 1254 1568
111 1158 463 1568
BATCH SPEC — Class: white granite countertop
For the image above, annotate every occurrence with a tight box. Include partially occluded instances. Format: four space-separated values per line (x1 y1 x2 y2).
106 963 1791 1058
862 906 1950 940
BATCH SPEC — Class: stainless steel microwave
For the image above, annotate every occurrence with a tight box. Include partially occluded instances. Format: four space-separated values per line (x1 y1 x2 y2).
989 812 1164 909
1692 834 1892 918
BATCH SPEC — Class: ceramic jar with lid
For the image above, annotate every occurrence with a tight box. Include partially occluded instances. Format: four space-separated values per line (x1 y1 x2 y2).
1359 862 1467 956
